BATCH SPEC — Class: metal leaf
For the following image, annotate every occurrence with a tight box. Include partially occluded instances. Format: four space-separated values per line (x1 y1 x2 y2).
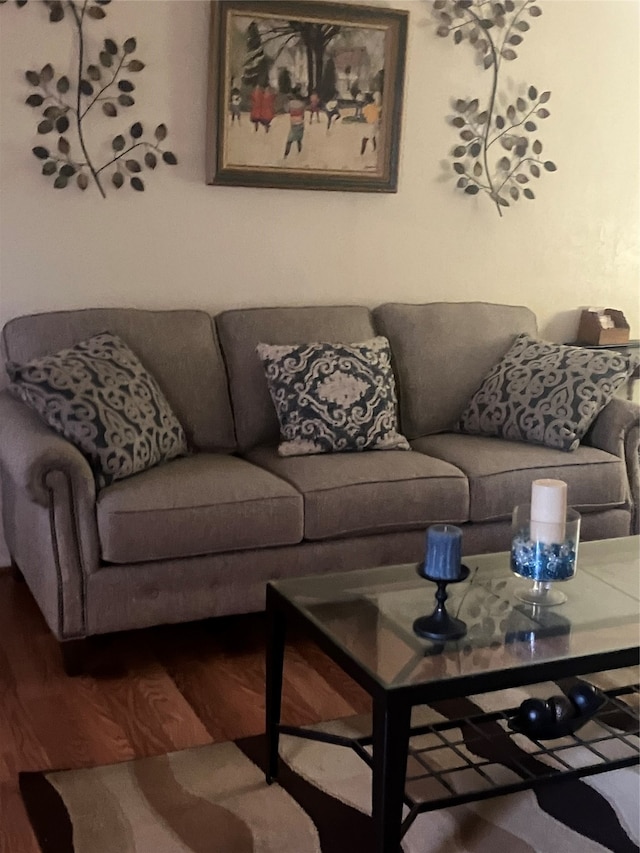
524 120 536 132
452 116 465 128
32 146 49 159
59 163 76 177
26 94 44 107
25 70 40 86
464 185 479 194
528 85 538 100
504 0 515 10
49 3 64 22
118 80 135 92
530 163 540 178
516 97 526 112
87 64 101 81
501 48 517 60
125 159 141 172
87 5 105 18
53 174 68 189
40 63 54 83
102 102 117 117
118 94 135 107
37 119 54 134
453 162 465 174
460 129 474 141
524 188 535 199
58 136 70 154
468 99 479 113
123 37 137 54
454 29 463 44
515 173 529 183
497 196 509 206
476 111 488 124
495 115 505 129
509 34 523 45
537 108 550 118
510 185 519 200
112 134 125 151
483 54 493 69
529 5 542 16
77 173 89 190
130 122 143 138
104 38 118 55
516 20 529 31
498 156 510 170
43 105 63 119
144 151 157 169
57 75 70 93
42 161 57 176
480 20 494 29
539 91 551 103
453 146 467 158
163 151 178 166
544 161 557 171
532 139 542 154
501 137 514 150
154 123 167 141
506 105 516 121
455 99 467 113
469 142 481 157
112 171 124 188
473 162 482 177
130 176 144 191
56 115 69 133
127 59 145 72
80 80 93 96
436 25 449 37
99 51 113 68
456 176 468 188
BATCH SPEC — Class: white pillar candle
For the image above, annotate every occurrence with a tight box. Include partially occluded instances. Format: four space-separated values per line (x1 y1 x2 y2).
530 479 567 545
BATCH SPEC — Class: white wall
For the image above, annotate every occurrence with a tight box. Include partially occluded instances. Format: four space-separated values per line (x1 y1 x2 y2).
0 0 638 562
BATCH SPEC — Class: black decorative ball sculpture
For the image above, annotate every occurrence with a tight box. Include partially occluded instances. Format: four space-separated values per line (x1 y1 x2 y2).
510 682 605 740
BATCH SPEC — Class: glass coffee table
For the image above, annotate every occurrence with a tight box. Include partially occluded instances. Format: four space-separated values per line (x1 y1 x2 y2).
265 536 639 853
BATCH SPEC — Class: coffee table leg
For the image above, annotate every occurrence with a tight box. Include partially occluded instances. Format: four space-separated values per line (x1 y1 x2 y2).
265 585 286 784
372 696 411 853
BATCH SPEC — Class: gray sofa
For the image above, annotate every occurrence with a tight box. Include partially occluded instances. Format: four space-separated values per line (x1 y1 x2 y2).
1 302 638 669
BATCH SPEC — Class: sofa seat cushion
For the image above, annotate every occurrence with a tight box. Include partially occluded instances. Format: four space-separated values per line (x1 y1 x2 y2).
244 446 469 540
412 433 627 523
96 454 303 563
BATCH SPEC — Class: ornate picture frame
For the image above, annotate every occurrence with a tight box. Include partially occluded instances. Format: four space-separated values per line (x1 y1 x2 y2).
206 1 408 192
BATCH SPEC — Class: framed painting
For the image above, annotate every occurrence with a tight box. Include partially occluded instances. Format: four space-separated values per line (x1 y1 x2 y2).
206 1 408 192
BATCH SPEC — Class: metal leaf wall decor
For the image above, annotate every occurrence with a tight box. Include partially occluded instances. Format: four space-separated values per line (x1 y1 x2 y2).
434 0 556 216
0 0 178 196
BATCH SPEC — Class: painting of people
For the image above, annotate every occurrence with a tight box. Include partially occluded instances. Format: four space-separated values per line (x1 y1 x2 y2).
206 1 408 192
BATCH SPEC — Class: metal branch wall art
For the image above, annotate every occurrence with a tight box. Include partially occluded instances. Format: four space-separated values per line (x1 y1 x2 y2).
434 0 556 216
0 0 178 196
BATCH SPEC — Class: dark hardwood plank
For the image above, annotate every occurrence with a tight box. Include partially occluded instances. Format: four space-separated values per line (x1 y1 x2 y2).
0 567 370 852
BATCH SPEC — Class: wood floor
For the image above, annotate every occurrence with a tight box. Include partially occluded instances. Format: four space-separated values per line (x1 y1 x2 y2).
0 567 370 853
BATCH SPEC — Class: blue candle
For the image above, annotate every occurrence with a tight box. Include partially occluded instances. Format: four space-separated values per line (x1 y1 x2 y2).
424 524 463 580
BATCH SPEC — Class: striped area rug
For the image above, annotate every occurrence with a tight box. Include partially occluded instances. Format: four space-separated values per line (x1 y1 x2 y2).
20 674 639 853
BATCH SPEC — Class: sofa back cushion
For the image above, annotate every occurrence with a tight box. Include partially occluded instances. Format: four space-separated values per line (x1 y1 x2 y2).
216 306 376 451
1 308 236 452
373 302 537 439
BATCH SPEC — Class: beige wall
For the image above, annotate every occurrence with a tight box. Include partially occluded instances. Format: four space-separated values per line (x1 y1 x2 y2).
0 0 638 562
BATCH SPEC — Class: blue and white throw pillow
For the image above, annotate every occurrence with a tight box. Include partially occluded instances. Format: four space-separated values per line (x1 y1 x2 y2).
257 336 410 457
7 332 188 487
456 333 635 451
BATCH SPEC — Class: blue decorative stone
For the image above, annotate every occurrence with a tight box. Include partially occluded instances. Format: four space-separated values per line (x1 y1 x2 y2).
511 534 577 582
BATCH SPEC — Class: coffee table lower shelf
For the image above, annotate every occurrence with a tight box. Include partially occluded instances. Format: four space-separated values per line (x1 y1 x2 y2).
278 683 639 839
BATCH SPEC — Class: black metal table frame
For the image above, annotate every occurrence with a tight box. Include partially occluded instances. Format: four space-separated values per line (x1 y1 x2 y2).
265 583 640 853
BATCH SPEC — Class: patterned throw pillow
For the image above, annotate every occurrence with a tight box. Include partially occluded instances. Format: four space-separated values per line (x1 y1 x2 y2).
456 333 636 451
7 332 188 487
256 336 410 457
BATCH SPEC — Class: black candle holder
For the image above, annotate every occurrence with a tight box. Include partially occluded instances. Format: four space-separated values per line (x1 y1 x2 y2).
413 564 470 641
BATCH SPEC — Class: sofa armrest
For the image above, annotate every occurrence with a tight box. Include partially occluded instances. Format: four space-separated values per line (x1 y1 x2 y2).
0 391 100 637
586 397 640 534
0 390 96 506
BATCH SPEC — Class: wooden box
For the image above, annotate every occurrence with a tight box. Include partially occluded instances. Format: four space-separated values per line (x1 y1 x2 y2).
576 309 630 346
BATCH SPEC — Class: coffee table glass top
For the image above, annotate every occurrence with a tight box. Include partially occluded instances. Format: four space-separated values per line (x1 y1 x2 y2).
271 537 640 690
